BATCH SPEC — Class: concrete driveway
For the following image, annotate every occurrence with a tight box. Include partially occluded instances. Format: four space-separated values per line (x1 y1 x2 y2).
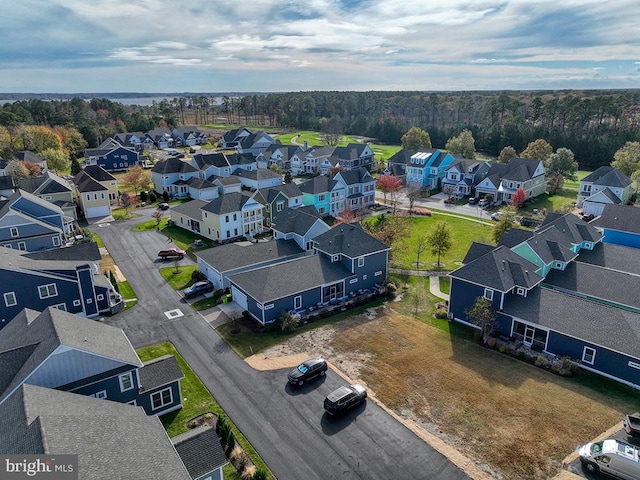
90 211 473 480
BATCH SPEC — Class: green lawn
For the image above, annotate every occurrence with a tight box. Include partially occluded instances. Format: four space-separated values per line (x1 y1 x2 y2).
91 232 105 248
116 280 137 311
563 169 592 191
369 144 402 162
520 190 577 214
136 342 274 480
133 217 171 232
390 215 494 271
159 265 199 290
438 276 451 295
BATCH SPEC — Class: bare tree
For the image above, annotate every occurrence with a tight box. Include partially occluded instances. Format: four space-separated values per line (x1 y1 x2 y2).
119 192 132 214
465 296 496 344
152 210 164 230
406 182 423 211
415 235 428 271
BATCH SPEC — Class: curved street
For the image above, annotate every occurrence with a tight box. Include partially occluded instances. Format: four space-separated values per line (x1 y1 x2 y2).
91 212 472 480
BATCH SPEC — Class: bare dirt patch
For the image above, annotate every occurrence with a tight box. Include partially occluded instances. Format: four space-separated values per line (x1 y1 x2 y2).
253 303 639 480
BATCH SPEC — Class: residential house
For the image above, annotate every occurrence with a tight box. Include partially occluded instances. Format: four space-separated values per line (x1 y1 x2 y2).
260 144 303 171
113 131 149 151
591 204 640 248
85 138 140 172
83 165 119 203
447 213 640 389
228 223 389 325
170 200 208 235
0 244 123 325
72 169 112 219
405 149 456 190
271 205 331 251
227 152 258 173
331 143 375 171
235 131 277 155
442 157 491 197
15 151 48 173
186 177 219 201
299 176 346 216
173 426 228 480
577 166 632 216
0 156 8 176
196 238 305 291
15 170 77 220
173 126 207 147
146 126 175 149
199 192 264 242
253 183 304 226
212 176 242 195
385 149 414 179
0 189 69 251
475 158 546 203
0 175 15 197
192 152 235 179
220 127 253 149
293 145 335 175
333 167 376 211
234 168 283 190
152 156 200 199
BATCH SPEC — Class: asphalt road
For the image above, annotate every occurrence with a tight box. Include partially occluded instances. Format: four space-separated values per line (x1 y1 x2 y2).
92 211 470 480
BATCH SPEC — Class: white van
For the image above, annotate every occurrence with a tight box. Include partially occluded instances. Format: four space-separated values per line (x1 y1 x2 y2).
578 439 640 479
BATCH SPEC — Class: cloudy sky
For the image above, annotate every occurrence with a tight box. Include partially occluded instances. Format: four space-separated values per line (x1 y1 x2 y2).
2 0 639 93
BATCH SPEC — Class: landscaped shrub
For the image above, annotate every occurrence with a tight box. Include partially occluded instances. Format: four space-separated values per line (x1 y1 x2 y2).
216 415 229 437
241 465 257 480
139 191 148 202
225 431 235 452
149 192 157 203
191 270 207 282
277 311 299 332
252 469 268 480
434 308 448 319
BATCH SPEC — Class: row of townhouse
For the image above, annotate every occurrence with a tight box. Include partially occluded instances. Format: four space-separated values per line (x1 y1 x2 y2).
84 126 207 172
448 205 640 389
167 167 376 242
194 207 389 325
0 307 227 479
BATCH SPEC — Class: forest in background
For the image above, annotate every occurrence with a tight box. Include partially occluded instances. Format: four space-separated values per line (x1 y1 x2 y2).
2 90 640 169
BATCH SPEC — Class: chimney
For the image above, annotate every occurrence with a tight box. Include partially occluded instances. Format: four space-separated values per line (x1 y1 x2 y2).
303 141 308 151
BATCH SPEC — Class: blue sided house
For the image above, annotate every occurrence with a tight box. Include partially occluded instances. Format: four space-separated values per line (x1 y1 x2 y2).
0 243 123 328
84 139 141 172
405 149 455 190
591 204 640 249
449 212 640 388
227 223 389 325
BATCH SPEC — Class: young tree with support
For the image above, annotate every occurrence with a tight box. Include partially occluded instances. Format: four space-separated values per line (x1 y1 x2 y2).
465 296 497 344
427 221 453 268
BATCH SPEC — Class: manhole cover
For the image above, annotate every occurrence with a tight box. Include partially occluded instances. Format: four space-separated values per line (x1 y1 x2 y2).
164 309 184 320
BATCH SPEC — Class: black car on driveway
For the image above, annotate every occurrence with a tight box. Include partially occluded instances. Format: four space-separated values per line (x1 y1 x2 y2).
183 280 214 299
324 384 368 416
287 357 328 386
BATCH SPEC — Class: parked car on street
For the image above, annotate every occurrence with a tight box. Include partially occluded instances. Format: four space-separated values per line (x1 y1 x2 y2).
324 384 368 416
158 203 170 210
157 248 185 260
578 439 640 479
287 357 327 386
478 198 490 208
582 213 595 222
183 280 214 299
490 212 502 221
624 414 640 437
468 197 479 205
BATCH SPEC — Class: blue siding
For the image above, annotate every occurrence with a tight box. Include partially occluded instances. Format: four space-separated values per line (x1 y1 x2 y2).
77 266 98 316
603 229 640 249
72 367 139 403
98 147 140 172
252 287 323 324
135 381 182 416
547 330 640 387
347 251 387 292
0 269 84 328
1 233 61 252
449 278 502 320
12 197 63 229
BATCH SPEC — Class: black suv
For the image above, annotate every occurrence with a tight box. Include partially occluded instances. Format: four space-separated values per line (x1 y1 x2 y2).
287 357 327 386
324 384 367 415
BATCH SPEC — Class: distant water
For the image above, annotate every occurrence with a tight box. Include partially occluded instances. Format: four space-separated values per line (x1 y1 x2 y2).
0 95 228 106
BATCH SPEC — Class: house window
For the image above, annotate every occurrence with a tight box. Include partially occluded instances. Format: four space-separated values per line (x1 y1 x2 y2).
294 296 302 310
450 173 458 180
38 284 58 299
375 271 383 276
582 346 596 365
4 292 17 307
225 215 229 222
629 361 640 371
97 294 104 301
318 194 326 202
484 288 494 301
233 213 237 221
516 287 526 296
10 227 18 237
555 262 563 269
264 304 274 310
277 202 284 212
362 274 367 280
350 278 358 284
357 257 365 267
52 303 66 311
52 236 61 246
73 300 81 307
17 242 26 251
86 194 91 201
119 372 134 392
151 388 173 410
92 390 107 399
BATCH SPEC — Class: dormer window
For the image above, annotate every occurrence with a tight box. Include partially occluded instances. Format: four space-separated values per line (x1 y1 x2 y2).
332 254 339 262
516 287 526 296
484 288 494 301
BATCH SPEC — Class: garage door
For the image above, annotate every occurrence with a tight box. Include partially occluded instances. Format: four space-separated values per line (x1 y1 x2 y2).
85 206 111 218
231 286 248 310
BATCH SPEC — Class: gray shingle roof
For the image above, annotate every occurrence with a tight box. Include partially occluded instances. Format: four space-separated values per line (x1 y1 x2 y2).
170 199 208 219
523 225 578 264
152 157 198 174
544 261 640 311
272 206 325 237
336 167 374 185
312 223 389 258
233 168 282 181
72 170 108 193
196 239 303 273
590 202 619 222
0 308 142 403
185 177 215 189
258 183 303 202
173 426 228 477
387 149 415 167
83 165 117 182
450 245 544 292
462 242 496 264
192 152 230 169
503 287 640 359
582 166 632 187
138 355 184 393
576 242 640 276
24 242 101 261
539 212 602 245
497 228 534 248
0 384 191 479
299 176 338 194
201 192 253 215
229 255 352 303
